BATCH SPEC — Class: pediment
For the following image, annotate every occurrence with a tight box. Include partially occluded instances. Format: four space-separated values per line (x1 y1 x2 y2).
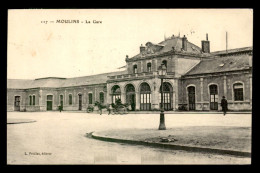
144 42 164 54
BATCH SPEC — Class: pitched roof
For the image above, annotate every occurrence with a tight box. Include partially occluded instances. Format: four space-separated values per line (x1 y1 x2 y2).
211 47 252 55
60 71 127 87
130 36 202 60
7 70 127 89
184 54 252 76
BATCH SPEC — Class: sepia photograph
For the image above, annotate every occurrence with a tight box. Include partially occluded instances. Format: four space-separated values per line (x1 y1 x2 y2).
7 9 252 165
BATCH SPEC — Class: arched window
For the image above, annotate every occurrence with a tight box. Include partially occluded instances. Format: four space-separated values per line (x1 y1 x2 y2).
233 83 244 101
187 86 195 110
159 82 173 110
133 64 137 74
162 60 167 68
69 94 73 105
125 84 136 111
147 63 151 72
111 85 121 103
140 83 151 111
100 92 104 104
33 95 35 105
89 93 93 104
209 85 218 110
29 95 32 105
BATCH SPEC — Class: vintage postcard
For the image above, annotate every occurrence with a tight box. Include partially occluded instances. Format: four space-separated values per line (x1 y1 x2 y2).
7 9 252 165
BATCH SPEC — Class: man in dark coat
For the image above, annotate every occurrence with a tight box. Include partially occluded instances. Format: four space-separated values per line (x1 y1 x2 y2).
221 96 228 116
58 104 62 113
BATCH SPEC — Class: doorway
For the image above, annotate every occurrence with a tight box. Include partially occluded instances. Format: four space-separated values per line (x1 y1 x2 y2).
140 82 151 111
60 95 63 110
209 85 218 110
128 94 136 111
111 85 121 104
47 95 53 111
78 94 82 110
126 84 136 111
188 86 195 110
14 96 20 111
160 82 173 111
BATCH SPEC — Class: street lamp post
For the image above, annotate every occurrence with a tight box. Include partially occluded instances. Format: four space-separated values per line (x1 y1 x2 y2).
158 64 167 130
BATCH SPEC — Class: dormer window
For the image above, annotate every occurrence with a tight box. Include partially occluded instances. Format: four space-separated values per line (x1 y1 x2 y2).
147 63 151 72
133 65 137 74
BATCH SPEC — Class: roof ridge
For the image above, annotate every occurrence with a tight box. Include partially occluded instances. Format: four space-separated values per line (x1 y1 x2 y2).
211 46 252 54
7 79 33 81
66 70 127 79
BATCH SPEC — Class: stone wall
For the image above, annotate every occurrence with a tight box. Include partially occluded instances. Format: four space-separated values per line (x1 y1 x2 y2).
7 83 107 112
7 89 27 111
178 71 252 111
107 75 178 111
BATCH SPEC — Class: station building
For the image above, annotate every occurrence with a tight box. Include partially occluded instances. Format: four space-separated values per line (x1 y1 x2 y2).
7 34 252 112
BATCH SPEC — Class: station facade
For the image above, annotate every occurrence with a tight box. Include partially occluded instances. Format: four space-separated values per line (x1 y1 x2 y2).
7 34 252 112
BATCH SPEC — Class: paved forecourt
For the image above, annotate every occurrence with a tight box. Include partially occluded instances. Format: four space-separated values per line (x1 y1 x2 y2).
7 112 251 164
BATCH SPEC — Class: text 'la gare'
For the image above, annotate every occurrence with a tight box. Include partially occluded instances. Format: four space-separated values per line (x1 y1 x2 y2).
85 20 102 24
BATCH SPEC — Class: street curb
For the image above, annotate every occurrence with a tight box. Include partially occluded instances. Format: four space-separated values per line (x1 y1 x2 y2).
7 120 37 125
128 112 252 114
47 110 251 114
91 132 251 158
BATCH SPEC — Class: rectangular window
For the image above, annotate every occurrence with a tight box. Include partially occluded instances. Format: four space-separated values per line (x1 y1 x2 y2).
29 96 32 105
234 88 244 101
89 93 93 104
33 95 35 105
69 94 72 105
100 93 104 104
234 83 244 101
60 95 63 106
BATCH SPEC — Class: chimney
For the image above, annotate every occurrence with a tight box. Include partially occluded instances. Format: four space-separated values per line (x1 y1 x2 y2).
201 33 210 53
140 44 145 53
182 35 187 51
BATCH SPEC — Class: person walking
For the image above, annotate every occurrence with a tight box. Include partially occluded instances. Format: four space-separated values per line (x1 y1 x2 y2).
108 104 112 115
221 96 228 116
58 104 62 113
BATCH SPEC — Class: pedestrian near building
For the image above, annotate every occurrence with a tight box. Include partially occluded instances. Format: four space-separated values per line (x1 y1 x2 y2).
108 104 112 115
221 96 228 116
98 104 102 115
58 104 62 113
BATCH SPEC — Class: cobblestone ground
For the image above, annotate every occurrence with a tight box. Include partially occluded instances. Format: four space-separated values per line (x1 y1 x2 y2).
7 112 251 165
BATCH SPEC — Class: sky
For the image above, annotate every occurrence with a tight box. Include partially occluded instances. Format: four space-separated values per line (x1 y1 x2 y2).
7 9 253 79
